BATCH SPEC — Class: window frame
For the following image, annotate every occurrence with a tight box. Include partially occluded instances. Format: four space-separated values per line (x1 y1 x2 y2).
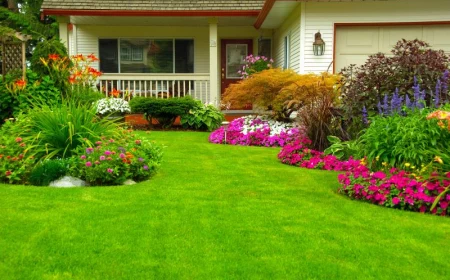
283 35 290 69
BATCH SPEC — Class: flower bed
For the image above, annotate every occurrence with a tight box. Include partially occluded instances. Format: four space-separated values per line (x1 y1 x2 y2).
209 115 307 147
278 140 449 216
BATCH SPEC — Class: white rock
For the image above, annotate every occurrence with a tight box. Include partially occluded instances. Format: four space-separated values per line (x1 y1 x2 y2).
123 179 137 185
49 176 87 187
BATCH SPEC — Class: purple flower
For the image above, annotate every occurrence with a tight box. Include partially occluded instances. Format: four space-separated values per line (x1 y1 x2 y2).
138 157 144 162
143 165 149 170
85 161 92 167
362 106 368 125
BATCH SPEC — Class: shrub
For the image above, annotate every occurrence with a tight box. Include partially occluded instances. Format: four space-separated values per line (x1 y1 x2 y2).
340 39 450 136
323 136 360 161
356 107 450 171
180 100 224 131
29 159 69 186
69 129 163 185
222 68 299 119
30 37 68 77
129 96 197 128
209 115 307 147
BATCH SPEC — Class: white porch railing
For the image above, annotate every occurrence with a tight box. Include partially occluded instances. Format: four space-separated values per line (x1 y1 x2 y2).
98 73 212 104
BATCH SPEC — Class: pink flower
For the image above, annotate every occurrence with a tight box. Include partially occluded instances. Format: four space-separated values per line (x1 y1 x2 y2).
392 197 401 205
440 201 449 209
372 171 386 180
86 147 94 154
135 140 141 145
15 137 22 143
85 161 92 167
104 150 112 156
107 168 113 173
80 155 86 159
119 153 126 159
99 155 106 161
95 141 102 145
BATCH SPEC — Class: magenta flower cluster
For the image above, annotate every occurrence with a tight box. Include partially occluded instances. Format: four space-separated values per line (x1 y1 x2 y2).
209 117 308 147
338 168 449 216
278 140 449 216
238 55 274 79
278 140 362 171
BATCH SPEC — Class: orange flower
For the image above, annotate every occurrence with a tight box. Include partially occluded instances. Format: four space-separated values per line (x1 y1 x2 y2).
68 75 77 84
48 54 60 60
15 79 26 89
87 53 99 62
110 88 120 97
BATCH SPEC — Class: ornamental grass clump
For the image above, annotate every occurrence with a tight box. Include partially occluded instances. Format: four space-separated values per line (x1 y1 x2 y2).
209 115 307 147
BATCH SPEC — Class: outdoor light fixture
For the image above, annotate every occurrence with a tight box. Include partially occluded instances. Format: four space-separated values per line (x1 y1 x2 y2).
313 31 325 56
222 121 230 144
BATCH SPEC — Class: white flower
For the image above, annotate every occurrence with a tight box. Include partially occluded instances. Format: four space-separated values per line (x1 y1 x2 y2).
96 98 131 115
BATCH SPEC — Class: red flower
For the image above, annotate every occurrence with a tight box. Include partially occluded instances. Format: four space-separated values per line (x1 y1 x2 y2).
110 88 120 97
68 75 77 84
48 54 60 60
5 170 11 176
87 53 99 62
15 137 22 143
15 79 26 89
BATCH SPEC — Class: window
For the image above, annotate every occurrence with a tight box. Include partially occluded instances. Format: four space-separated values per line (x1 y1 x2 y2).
99 38 194 74
258 38 272 59
283 35 290 69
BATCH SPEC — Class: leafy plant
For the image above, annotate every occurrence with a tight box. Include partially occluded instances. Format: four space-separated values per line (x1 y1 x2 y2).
25 101 120 159
29 159 69 186
356 108 450 170
180 100 224 131
323 136 360 160
129 96 197 128
340 39 450 137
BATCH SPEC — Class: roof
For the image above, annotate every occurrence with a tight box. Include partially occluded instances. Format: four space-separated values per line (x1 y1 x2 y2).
41 0 266 12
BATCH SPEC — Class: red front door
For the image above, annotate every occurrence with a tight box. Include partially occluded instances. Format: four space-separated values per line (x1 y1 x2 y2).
220 39 253 109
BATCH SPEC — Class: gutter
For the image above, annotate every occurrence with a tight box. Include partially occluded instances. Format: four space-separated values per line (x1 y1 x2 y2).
254 0 276 29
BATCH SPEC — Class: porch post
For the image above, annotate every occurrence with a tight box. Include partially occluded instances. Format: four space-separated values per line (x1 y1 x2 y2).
56 17 69 51
208 18 219 105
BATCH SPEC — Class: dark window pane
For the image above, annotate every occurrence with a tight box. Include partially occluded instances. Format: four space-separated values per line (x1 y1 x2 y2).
258 38 272 59
119 39 173 73
99 39 118 73
175 39 194 73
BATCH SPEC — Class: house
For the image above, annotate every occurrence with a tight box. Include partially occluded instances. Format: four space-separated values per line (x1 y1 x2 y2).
41 0 450 111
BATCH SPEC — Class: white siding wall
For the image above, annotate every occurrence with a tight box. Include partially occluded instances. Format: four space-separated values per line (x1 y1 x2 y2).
75 25 210 73
272 5 301 71
303 0 450 73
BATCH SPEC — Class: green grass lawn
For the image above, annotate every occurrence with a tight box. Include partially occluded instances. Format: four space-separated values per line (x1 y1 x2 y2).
0 131 449 279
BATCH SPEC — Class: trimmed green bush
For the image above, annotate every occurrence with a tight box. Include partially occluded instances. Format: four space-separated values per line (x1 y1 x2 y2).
129 96 197 128
29 159 69 186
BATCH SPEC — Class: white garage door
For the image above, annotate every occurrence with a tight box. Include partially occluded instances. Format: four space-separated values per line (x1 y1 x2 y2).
335 25 450 72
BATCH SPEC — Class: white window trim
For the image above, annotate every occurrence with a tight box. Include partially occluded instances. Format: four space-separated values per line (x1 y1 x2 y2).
284 35 290 69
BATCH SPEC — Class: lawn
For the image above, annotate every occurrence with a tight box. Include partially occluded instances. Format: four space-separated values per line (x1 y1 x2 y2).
0 131 449 279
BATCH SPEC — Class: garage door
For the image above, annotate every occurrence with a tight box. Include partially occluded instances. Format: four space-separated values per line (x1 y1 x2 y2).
335 25 450 72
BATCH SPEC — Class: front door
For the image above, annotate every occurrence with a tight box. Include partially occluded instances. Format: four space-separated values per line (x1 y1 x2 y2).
220 39 253 109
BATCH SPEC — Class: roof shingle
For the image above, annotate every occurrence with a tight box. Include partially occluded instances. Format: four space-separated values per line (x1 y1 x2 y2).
41 0 265 11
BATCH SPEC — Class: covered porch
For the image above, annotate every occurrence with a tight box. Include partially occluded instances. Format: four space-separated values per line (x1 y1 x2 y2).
55 15 272 106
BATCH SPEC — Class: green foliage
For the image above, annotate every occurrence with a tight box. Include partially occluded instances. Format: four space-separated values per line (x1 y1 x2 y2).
357 108 450 170
340 39 450 138
25 101 120 159
323 136 360 160
69 129 163 185
68 85 104 106
180 100 224 131
130 96 197 128
0 117 39 184
29 159 69 186
30 38 68 77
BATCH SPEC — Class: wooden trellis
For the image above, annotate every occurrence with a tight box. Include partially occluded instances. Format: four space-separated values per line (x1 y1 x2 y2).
0 32 31 80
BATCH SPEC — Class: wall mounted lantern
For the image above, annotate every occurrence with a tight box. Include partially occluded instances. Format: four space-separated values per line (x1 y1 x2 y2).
313 31 325 56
